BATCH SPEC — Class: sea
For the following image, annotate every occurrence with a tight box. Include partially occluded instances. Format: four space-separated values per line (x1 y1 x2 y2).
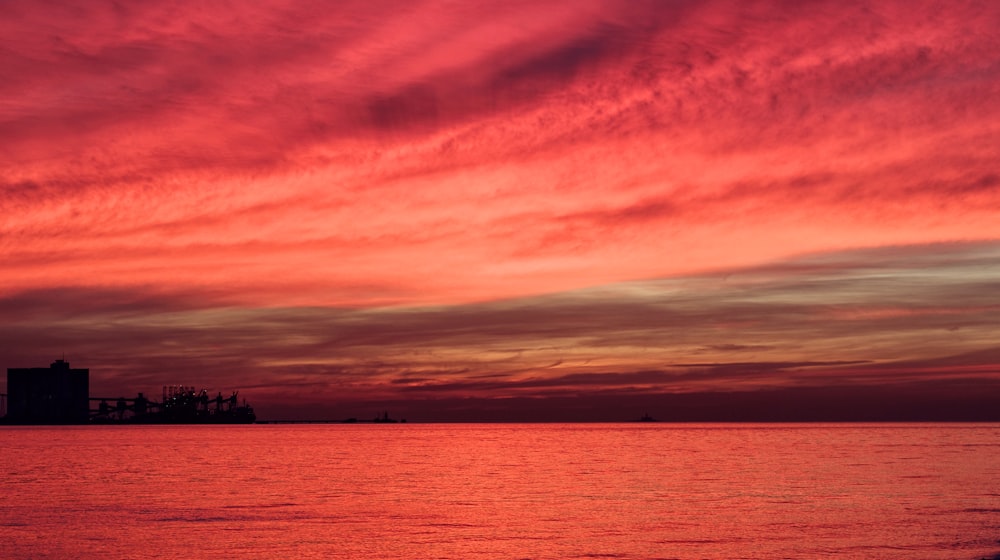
1 423 999 559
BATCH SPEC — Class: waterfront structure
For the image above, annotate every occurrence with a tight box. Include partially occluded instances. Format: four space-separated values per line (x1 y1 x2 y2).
90 386 255 423
3 359 254 424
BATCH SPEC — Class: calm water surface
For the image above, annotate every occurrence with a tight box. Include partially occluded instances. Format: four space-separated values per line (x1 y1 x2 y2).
2 424 999 559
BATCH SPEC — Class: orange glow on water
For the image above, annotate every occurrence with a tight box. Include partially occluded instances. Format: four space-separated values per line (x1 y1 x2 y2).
2 425 1000 558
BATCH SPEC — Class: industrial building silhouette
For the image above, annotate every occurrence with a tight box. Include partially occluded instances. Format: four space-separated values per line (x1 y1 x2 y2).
6 359 90 424
2 359 254 424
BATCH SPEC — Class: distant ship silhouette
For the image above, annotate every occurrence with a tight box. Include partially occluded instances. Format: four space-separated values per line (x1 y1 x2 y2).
372 410 403 423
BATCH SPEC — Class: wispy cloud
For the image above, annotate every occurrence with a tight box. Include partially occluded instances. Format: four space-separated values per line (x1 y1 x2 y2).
2 1 1000 418
2 0 1000 307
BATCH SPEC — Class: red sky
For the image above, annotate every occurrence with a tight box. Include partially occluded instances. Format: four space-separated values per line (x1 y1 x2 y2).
2 0 999 420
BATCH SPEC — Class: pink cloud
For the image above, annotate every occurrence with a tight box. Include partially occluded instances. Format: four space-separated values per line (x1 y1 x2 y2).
2 1 1000 418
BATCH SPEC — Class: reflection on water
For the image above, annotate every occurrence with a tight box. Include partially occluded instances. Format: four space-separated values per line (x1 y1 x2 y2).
2 424 999 559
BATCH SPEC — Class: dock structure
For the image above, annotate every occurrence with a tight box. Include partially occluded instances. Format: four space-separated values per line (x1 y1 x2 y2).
89 386 254 423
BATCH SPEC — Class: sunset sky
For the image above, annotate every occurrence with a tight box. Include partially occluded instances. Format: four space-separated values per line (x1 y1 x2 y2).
2 0 999 420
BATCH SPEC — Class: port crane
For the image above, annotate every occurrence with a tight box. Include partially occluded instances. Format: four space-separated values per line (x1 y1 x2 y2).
89 386 254 423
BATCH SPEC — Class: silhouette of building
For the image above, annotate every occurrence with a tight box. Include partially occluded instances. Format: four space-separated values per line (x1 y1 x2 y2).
6 359 89 424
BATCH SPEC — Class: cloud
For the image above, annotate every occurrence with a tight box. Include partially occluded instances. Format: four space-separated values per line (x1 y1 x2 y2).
2 241 998 419
3 1 1000 418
